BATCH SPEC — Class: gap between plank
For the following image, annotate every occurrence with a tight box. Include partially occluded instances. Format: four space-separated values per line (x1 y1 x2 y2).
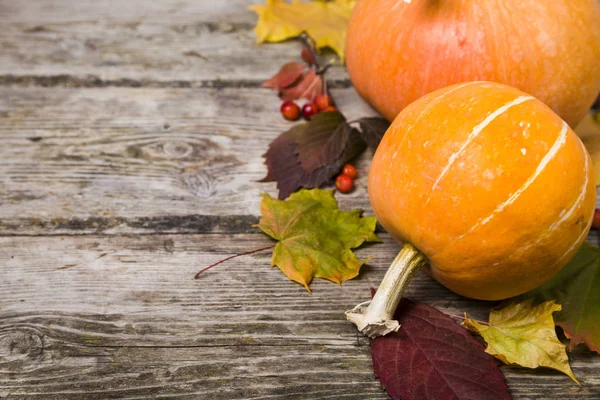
0 75 353 89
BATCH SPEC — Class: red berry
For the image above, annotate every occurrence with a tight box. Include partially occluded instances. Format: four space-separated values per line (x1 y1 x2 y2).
302 103 318 119
280 101 300 121
593 209 600 230
341 164 357 179
314 94 333 111
321 106 337 113
335 174 354 193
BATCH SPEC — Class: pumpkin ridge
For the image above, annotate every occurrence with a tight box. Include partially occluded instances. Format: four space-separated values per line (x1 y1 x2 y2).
547 141 590 233
516 146 588 253
429 120 569 260
471 122 569 226
392 81 483 158
423 95 535 206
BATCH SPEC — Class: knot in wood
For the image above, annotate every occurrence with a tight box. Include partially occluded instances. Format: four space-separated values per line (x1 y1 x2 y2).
0 328 44 362
180 169 217 198
163 141 193 159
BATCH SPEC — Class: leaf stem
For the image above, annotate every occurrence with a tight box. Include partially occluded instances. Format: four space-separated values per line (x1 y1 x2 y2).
298 33 320 69
194 245 275 279
346 243 428 337
442 311 489 326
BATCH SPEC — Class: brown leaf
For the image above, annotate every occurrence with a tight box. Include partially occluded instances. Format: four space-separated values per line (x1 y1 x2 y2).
371 299 512 400
303 125 366 187
356 117 390 150
262 61 306 90
296 111 347 172
259 124 306 199
280 69 323 102
301 47 316 65
260 113 366 199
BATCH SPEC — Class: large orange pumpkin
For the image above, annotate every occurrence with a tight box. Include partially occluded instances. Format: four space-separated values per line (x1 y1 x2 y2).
346 0 600 127
368 81 595 301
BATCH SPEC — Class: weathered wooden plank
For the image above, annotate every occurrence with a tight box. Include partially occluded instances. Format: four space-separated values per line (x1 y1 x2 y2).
0 233 471 318
0 0 348 83
0 87 377 235
0 346 390 399
2 85 597 237
1 233 599 399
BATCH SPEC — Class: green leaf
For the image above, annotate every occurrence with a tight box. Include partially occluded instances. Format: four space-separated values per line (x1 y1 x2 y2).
463 300 578 384
513 242 600 353
258 188 380 291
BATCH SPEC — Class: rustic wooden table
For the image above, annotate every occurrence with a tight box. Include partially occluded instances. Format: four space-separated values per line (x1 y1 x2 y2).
1 1 599 399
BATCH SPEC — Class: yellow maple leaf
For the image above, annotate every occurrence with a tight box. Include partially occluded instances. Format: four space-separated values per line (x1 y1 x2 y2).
249 0 356 61
463 300 579 384
575 112 600 186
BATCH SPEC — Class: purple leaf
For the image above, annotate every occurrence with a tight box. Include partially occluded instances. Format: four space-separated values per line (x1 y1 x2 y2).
296 111 349 172
357 117 390 151
260 114 366 199
371 299 512 400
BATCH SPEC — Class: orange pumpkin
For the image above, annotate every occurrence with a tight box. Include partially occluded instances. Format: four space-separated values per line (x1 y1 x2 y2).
368 81 596 301
346 0 600 128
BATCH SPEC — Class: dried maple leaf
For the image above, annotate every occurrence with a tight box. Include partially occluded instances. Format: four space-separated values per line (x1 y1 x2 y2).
371 298 511 400
257 188 379 291
279 69 323 102
464 300 578 384
249 0 356 61
512 242 600 354
261 61 306 90
260 111 366 199
301 47 315 65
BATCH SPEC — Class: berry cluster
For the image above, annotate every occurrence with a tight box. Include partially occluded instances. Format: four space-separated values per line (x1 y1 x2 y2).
280 94 337 121
335 164 357 193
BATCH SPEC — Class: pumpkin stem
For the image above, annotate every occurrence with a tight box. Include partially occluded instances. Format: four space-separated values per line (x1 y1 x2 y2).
345 243 427 338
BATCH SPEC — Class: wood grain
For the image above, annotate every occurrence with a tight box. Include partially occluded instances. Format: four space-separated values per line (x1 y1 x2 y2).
0 87 377 236
1 233 599 399
0 0 348 84
1 0 599 398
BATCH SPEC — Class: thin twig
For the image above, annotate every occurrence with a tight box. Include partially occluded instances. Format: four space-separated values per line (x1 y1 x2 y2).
194 245 275 279
298 34 320 69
